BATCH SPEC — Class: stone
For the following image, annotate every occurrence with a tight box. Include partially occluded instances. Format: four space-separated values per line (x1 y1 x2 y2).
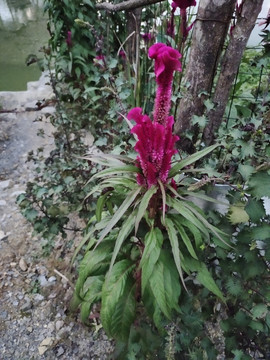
34 293 45 304
39 337 54 347
48 276 56 283
0 200 7 206
20 297 32 312
0 179 13 189
0 230 8 240
55 320 64 331
19 258 28 272
38 275 48 287
56 346 65 357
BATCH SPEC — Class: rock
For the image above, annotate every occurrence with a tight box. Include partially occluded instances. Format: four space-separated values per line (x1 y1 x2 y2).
33 293 45 304
48 276 56 283
0 179 13 189
39 337 54 347
47 322 55 332
19 258 28 272
56 346 65 357
20 297 32 312
0 200 7 206
55 320 64 331
0 230 8 240
38 275 48 287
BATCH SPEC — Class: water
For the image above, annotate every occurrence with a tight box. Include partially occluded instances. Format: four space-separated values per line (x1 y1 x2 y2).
0 0 48 91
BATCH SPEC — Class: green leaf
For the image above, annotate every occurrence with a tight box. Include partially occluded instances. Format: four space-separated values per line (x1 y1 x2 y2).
81 301 91 323
109 212 136 272
75 241 114 297
79 275 104 323
251 304 268 319
172 217 198 259
169 144 220 177
237 164 254 182
166 196 210 240
164 217 187 291
248 171 270 199
96 193 109 222
140 228 163 294
228 203 249 224
25 208 39 222
245 199 266 223
249 320 264 332
148 250 181 319
91 165 139 181
95 187 141 249
135 186 157 233
101 259 136 341
183 258 225 301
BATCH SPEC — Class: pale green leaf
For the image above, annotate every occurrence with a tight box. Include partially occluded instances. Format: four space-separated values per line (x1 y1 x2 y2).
164 217 187 291
172 218 198 260
169 144 220 177
95 187 141 249
167 196 210 240
91 165 139 181
96 193 109 222
228 203 250 224
135 186 157 234
109 212 137 272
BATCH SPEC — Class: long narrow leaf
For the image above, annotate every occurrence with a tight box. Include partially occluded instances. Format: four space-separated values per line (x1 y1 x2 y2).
135 186 157 234
169 144 220 177
164 217 187 291
182 201 232 248
91 165 139 181
172 217 198 260
109 212 137 272
167 196 210 240
94 187 141 249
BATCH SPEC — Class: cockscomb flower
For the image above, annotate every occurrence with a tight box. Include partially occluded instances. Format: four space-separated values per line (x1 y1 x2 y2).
172 0 196 10
148 43 181 126
128 108 179 188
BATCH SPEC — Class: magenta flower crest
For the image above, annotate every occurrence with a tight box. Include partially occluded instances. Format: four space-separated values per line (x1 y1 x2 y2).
128 108 179 188
148 43 181 126
172 0 196 10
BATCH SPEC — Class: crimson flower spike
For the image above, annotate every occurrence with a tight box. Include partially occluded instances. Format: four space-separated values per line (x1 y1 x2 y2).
148 43 182 127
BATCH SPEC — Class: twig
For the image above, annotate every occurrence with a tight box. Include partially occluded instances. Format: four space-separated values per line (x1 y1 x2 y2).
54 268 74 289
96 0 165 12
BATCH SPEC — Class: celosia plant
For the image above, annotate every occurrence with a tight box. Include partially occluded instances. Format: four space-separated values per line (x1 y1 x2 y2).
72 42 228 356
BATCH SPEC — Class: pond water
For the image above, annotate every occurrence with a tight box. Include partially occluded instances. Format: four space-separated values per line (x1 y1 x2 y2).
0 0 48 91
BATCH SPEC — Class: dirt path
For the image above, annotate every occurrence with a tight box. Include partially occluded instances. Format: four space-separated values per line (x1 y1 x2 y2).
0 73 113 360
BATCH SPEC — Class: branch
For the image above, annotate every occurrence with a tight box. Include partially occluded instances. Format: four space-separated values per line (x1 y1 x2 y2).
96 0 165 12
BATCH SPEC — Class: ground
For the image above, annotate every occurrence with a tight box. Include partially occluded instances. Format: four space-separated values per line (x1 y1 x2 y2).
0 74 114 360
